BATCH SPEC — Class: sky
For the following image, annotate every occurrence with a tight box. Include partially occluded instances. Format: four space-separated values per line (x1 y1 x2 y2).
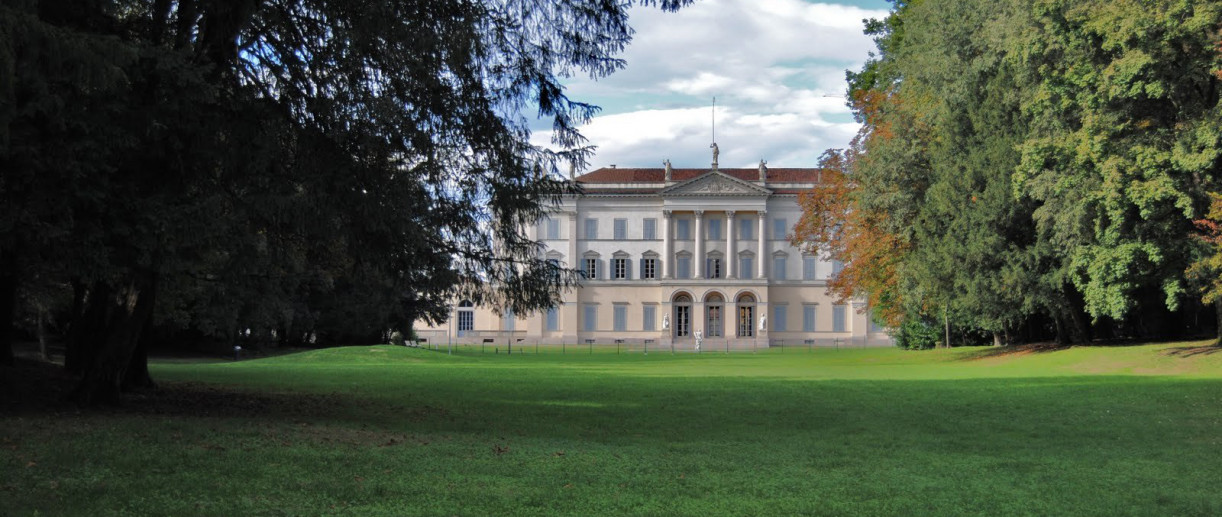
530 0 893 172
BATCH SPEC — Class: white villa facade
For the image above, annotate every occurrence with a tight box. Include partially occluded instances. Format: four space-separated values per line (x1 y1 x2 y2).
417 160 892 349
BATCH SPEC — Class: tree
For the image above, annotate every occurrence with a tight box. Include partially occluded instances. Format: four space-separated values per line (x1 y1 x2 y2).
1 0 692 403
798 0 1222 346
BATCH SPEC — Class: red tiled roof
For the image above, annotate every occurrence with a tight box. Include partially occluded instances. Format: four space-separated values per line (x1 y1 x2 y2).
575 167 822 184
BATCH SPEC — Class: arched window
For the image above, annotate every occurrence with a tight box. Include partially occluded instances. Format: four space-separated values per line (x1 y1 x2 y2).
673 293 692 338
705 293 724 337
736 293 756 337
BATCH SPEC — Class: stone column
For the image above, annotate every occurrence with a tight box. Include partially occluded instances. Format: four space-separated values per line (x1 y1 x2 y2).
662 210 672 279
694 210 705 279
725 211 736 279
757 211 767 279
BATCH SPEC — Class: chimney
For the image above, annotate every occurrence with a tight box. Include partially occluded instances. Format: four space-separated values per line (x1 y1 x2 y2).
609 164 616 169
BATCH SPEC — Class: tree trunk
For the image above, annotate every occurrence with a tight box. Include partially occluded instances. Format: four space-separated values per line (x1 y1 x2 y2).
943 306 950 349
0 263 15 366
69 273 157 406
1215 298 1222 347
37 304 48 362
65 283 110 375
122 273 157 390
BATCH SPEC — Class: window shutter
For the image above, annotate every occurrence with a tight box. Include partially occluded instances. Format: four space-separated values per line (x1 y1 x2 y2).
639 258 646 279
625 258 632 280
579 259 587 279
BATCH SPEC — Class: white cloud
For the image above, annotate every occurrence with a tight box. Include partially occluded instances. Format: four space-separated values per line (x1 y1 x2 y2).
536 0 890 170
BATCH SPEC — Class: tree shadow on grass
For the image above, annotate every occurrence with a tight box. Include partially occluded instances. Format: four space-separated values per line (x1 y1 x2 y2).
956 342 1070 361
1163 345 1222 358
1 358 445 428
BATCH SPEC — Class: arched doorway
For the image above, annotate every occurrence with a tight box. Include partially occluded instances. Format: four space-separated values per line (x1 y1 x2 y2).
736 293 755 337
673 293 692 338
705 293 724 337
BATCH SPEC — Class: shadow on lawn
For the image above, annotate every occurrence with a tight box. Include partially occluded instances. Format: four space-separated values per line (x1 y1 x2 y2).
957 342 1070 360
1163 345 1222 358
0 358 446 426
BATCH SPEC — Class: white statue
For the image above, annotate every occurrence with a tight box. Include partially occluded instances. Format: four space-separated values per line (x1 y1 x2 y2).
694 330 703 352
710 142 719 167
759 313 767 331
758 159 768 181
664 159 673 182
662 314 670 330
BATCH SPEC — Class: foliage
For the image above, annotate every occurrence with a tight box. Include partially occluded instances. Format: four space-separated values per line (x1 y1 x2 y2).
797 0 1222 343
1187 193 1222 305
0 0 692 402
892 316 941 350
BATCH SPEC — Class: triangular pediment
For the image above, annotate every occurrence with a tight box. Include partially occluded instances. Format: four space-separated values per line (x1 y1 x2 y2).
659 171 772 197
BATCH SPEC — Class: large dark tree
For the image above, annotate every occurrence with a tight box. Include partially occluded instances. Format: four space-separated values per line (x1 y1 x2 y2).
1 0 692 403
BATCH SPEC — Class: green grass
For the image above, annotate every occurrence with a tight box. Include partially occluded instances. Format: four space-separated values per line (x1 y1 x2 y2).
5 343 1222 516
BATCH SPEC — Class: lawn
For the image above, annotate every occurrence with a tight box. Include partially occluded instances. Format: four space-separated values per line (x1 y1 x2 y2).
4 343 1222 516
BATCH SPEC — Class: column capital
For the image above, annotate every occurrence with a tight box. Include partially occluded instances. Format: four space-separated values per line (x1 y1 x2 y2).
757 210 768 219
694 210 704 218
725 210 736 218
662 210 673 218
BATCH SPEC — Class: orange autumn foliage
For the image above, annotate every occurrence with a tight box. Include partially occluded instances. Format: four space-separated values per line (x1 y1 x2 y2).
793 148 908 327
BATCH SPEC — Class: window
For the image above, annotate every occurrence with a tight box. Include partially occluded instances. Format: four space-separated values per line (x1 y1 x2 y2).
583 257 599 280
773 305 788 332
641 257 657 279
503 309 515 331
546 218 560 240
706 258 722 279
773 217 788 240
870 310 884 332
674 295 691 337
706 294 724 337
740 255 754 279
832 259 844 277
739 218 753 240
833 304 847 332
803 257 816 280
584 304 597 331
676 255 691 279
737 294 755 337
613 257 628 279
773 256 788 280
643 306 656 331
803 305 816 332
613 218 627 240
676 219 691 240
457 311 474 334
546 307 559 331
613 305 627 331
584 218 598 239
707 218 721 240
643 218 657 240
